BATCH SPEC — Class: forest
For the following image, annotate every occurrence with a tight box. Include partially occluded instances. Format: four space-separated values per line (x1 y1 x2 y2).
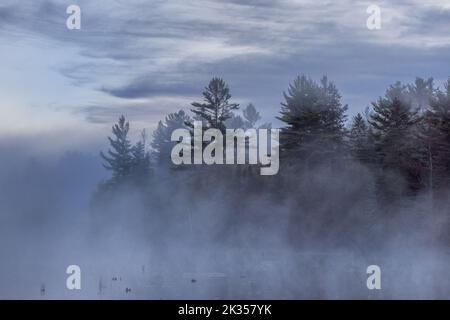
4 74 446 298
96 75 450 203
78 74 450 298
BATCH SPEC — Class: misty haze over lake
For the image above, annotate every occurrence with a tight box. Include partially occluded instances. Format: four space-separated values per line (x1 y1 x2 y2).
1 0 450 299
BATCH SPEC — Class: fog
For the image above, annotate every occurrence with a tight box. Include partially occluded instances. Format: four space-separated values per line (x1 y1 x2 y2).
1 140 450 300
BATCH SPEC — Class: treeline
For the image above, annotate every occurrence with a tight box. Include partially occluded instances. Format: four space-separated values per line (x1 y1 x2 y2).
95 75 450 204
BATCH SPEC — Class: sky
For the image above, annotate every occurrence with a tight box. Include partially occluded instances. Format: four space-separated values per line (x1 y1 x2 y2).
1 0 450 154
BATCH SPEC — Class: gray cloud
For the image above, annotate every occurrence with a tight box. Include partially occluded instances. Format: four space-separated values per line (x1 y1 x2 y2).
100 78 200 99
1 0 449 124
78 97 194 125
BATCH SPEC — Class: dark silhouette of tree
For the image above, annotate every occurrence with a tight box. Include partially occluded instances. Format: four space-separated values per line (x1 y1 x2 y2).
369 93 421 195
349 113 372 163
190 77 239 132
417 78 450 191
278 75 348 165
151 110 191 167
100 115 133 181
369 97 418 163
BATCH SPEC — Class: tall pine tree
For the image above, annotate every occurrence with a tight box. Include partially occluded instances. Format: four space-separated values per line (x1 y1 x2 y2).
369 90 420 194
100 115 134 181
243 103 261 128
130 129 151 183
151 110 191 167
418 78 450 191
349 113 372 163
407 77 435 111
278 75 348 164
190 77 239 132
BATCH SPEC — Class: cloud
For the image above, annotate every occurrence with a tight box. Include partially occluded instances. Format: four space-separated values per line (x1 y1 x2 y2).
78 96 195 124
0 0 449 140
100 79 198 99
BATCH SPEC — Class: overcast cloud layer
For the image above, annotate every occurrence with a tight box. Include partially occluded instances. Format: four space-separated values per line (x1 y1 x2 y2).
1 0 450 152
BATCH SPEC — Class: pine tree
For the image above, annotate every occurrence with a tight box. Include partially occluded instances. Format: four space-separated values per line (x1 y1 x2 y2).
419 78 450 190
384 81 410 104
368 92 420 193
225 103 270 129
349 113 371 162
100 115 133 181
243 103 261 128
190 77 239 132
224 113 245 129
151 110 191 167
131 129 151 182
381 78 436 192
407 77 434 111
369 97 418 165
277 75 348 163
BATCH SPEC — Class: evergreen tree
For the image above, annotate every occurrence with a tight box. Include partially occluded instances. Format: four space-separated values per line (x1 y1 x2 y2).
407 77 435 111
151 110 191 167
190 77 239 132
418 78 450 190
384 81 410 104
225 103 270 129
277 75 348 163
243 103 261 128
100 115 133 181
224 113 245 129
349 113 371 162
131 129 151 182
382 78 436 192
369 97 418 165
369 92 420 193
